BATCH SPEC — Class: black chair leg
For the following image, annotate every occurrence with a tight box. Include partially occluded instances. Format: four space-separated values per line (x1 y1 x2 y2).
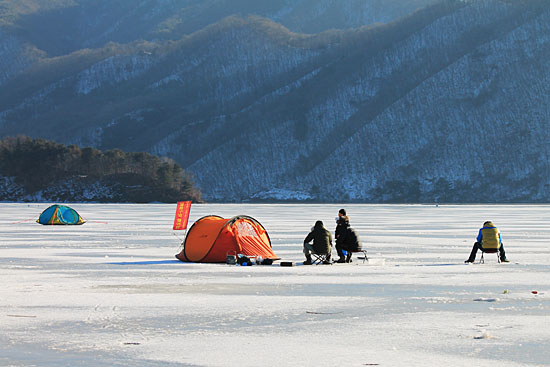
310 253 328 265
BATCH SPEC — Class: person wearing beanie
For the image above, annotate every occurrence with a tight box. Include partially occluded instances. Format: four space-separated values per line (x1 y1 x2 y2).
335 209 347 244
335 209 348 262
303 220 333 265
335 216 362 263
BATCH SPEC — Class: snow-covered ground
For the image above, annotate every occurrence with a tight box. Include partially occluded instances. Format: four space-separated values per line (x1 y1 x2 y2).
1 203 549 367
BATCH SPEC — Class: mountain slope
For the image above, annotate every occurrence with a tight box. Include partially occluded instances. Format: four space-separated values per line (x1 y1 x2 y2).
1 0 438 56
0 0 438 88
0 0 549 202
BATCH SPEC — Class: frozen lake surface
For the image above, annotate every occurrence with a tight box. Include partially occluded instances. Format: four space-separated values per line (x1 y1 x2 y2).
1 203 549 366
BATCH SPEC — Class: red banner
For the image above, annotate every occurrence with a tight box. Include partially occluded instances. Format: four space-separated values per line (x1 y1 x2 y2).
173 201 192 230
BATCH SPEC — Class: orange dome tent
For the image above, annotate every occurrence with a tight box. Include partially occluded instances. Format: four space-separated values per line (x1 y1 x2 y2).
175 215 279 263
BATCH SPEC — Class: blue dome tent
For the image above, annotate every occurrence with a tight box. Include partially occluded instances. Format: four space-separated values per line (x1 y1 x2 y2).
37 205 85 225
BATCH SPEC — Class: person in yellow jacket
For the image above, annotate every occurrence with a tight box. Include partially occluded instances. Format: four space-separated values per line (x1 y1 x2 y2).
465 221 509 263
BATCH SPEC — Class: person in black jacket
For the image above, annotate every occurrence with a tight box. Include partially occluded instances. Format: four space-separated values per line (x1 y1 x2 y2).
335 216 362 263
335 212 349 263
303 220 332 265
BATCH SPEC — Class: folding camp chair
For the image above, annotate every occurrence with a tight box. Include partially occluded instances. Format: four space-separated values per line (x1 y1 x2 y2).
354 250 369 263
310 252 331 265
343 250 369 263
480 248 500 264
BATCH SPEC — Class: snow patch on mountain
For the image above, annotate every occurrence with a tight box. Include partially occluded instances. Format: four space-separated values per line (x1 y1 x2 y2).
76 54 155 94
250 188 313 202
0 32 39 86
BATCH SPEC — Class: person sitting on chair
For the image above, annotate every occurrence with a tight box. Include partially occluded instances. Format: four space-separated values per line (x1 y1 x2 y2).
303 220 332 265
465 221 509 263
335 208 347 245
335 215 348 263
335 216 362 263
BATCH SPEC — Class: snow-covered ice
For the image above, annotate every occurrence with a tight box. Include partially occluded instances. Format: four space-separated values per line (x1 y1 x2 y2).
1 203 549 366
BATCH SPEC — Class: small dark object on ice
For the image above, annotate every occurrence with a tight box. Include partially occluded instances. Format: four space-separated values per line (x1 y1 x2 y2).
8 314 36 318
259 258 273 265
123 342 141 345
280 261 295 267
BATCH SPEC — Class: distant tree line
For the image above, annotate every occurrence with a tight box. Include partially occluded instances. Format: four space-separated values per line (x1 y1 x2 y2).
0 135 202 202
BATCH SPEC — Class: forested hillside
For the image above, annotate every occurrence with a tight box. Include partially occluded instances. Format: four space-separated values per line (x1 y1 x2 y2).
0 0 437 54
0 136 202 202
0 0 549 202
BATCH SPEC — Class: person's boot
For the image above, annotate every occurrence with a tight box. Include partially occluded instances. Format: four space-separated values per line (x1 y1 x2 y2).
336 257 346 263
303 255 312 265
345 253 352 263
499 247 509 262
323 254 332 265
